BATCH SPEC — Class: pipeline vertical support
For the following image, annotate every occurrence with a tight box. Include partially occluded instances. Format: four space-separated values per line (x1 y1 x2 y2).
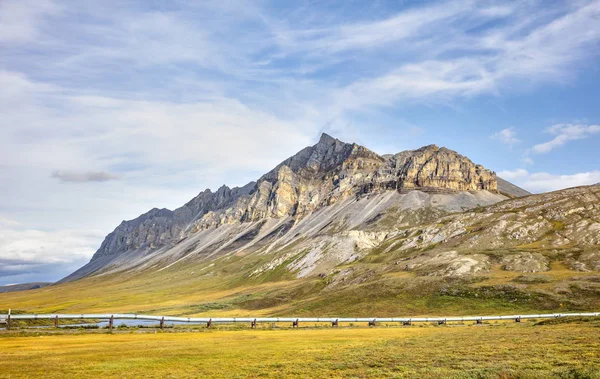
332 319 339 327
160 317 165 330
6 314 10 330
207 319 212 328
54 315 59 329
109 315 114 331
251 319 257 329
292 319 299 328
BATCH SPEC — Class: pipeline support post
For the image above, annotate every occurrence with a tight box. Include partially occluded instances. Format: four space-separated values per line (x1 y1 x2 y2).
332 319 339 327
292 319 299 328
160 317 165 330
6 314 10 330
207 319 213 328
251 319 257 329
109 315 114 331
54 315 59 329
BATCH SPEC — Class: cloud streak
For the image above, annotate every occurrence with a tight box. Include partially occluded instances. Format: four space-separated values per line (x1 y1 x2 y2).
51 170 120 183
492 128 521 147
532 123 600 153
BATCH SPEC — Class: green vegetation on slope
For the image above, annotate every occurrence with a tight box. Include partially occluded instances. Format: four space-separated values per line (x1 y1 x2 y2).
1 252 599 318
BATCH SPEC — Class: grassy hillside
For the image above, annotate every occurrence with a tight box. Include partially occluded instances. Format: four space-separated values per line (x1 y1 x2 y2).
1 255 599 318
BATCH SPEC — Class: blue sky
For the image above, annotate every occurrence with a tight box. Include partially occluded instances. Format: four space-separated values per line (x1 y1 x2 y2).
1 0 599 285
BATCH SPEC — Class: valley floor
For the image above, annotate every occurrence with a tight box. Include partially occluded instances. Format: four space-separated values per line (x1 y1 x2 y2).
1 321 599 378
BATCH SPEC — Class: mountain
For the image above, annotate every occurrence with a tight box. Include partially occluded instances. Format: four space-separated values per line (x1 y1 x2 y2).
62 134 524 283
3 134 599 317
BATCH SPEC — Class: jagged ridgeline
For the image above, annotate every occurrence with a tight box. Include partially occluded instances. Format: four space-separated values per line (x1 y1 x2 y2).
63 133 528 282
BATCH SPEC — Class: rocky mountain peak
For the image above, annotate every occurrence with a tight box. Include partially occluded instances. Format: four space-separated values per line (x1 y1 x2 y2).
317 132 337 144
70 133 529 283
418 143 440 151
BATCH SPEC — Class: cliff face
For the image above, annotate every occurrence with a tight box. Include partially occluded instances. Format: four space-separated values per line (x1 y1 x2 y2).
188 134 497 231
389 145 497 192
90 182 255 260
69 133 520 282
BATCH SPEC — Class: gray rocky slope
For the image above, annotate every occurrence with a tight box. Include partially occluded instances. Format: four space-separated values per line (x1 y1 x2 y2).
61 134 532 283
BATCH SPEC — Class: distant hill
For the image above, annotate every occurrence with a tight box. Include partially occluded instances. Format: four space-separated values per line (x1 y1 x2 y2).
0 282 51 294
497 177 532 198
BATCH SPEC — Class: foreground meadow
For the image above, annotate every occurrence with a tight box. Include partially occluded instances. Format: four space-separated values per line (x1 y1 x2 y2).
1 321 599 378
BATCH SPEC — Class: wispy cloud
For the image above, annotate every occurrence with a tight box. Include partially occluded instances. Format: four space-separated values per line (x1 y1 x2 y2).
532 123 600 153
333 1 600 109
0 0 61 43
522 156 534 166
269 1 484 55
51 170 120 183
492 128 521 147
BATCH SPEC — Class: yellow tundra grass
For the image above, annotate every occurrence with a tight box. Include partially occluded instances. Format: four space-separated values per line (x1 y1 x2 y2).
1 322 599 378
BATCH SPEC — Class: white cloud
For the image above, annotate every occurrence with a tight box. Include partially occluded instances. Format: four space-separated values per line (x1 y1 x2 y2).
497 169 600 193
497 169 529 180
492 128 521 147
0 70 316 178
532 123 600 153
0 228 102 264
0 226 105 283
522 171 600 193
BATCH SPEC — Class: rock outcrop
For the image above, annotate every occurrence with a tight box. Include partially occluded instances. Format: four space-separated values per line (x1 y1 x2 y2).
500 253 550 273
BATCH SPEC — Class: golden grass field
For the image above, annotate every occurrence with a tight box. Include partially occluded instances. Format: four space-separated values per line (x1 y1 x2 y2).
1 321 599 379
